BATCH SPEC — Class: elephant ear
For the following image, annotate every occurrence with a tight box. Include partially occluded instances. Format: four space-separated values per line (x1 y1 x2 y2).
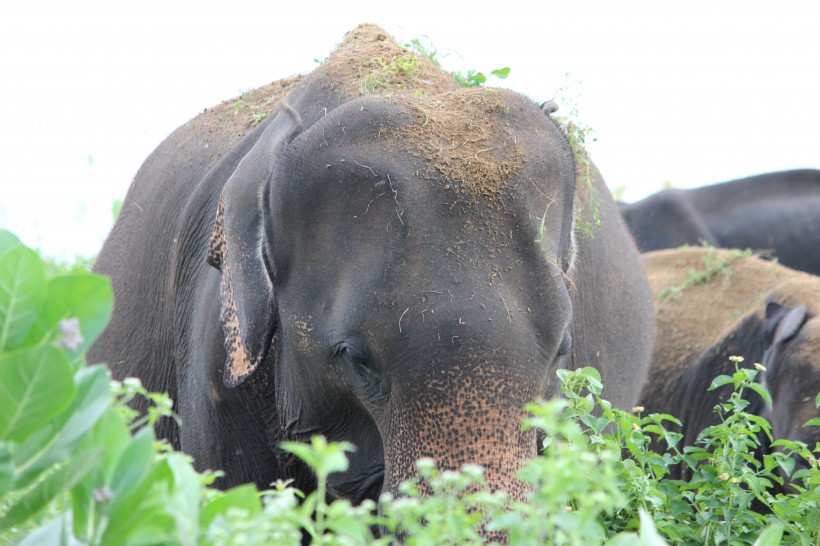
761 301 808 382
207 104 303 387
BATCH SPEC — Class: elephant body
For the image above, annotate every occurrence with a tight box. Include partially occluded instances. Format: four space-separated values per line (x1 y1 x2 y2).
638 247 820 487
89 25 653 502
619 169 820 275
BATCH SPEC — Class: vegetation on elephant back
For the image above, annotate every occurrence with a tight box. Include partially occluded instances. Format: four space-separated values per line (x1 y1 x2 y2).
1 229 818 545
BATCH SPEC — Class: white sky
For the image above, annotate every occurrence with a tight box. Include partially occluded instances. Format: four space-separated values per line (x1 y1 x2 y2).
1 0 818 259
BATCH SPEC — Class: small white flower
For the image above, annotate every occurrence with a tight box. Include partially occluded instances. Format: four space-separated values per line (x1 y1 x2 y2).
58 318 83 350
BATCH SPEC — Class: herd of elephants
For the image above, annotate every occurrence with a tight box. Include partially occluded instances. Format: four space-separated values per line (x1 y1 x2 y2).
87 25 819 513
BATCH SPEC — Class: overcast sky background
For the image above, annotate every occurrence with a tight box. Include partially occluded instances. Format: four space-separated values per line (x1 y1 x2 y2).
2 1 818 259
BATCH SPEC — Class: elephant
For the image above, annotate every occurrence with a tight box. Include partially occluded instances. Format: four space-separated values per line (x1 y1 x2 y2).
88 24 654 505
638 247 820 491
619 169 820 275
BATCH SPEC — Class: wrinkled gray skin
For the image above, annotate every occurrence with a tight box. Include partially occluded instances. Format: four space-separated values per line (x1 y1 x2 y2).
89 70 653 505
619 169 820 275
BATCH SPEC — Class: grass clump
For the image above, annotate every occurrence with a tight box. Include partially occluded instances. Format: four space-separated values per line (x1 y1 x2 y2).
659 246 753 298
550 73 601 238
360 55 425 94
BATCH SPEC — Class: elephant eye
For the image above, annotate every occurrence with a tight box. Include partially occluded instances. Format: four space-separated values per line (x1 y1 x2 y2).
557 331 572 357
330 341 373 373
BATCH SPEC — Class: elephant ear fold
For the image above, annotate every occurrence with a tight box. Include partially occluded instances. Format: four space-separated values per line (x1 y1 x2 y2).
208 105 303 388
761 301 808 381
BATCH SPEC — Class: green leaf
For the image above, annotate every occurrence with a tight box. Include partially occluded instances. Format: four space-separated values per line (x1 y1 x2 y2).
747 382 773 408
708 374 734 391
637 508 669 545
18 511 74 546
0 447 103 529
0 442 13 496
0 345 75 442
165 452 204 544
490 67 511 79
110 426 155 497
0 230 21 257
16 365 111 487
200 484 261 528
102 456 177 545
71 406 132 542
24 274 113 358
753 523 784 546
804 417 820 427
0 245 47 351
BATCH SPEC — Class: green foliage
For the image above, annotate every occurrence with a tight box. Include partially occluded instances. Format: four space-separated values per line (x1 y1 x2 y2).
453 67 511 88
1 228 817 545
360 55 425 94
659 246 753 298
550 73 601 238
403 37 440 65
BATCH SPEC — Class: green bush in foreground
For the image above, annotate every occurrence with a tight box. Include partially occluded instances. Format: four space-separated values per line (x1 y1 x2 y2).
0 228 817 545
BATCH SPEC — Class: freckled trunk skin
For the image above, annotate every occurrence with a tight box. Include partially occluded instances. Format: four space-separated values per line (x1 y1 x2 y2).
381 360 539 502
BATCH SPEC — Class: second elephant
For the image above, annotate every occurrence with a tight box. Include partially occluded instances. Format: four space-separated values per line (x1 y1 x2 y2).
619 169 820 275
638 247 820 491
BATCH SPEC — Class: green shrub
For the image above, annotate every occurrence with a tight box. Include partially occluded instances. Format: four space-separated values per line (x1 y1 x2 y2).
0 228 817 545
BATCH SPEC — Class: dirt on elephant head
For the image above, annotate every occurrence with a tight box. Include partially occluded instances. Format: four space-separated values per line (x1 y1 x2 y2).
190 24 534 210
318 23 457 99
316 24 529 207
194 75 304 144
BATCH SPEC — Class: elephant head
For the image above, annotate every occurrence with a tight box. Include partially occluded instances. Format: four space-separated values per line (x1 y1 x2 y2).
760 301 820 481
207 88 578 502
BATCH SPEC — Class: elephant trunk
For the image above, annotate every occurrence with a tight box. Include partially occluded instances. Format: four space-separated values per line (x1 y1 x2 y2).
382 359 541 503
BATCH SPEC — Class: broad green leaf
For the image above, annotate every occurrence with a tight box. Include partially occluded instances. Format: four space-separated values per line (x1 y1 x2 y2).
103 456 177 546
71 406 132 542
110 426 155 497
490 67 511 79
804 417 820 427
0 447 103 529
18 510 74 546
165 452 204 545
0 230 21 257
637 508 669 545
708 374 734 391
200 484 261 528
0 442 13 496
753 523 784 546
92 406 132 480
16 365 111 487
747 382 773 408
0 345 75 442
0 245 47 351
11 424 62 483
24 274 113 358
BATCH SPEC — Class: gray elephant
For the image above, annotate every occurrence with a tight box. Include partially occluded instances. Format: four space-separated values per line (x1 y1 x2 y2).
619 169 820 275
638 247 820 490
89 25 653 503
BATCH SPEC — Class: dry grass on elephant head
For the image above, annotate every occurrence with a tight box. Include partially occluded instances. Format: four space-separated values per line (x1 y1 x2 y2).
318 24 531 206
644 246 820 371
